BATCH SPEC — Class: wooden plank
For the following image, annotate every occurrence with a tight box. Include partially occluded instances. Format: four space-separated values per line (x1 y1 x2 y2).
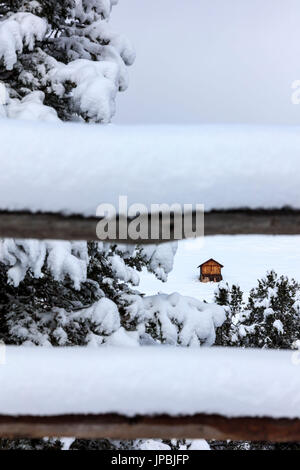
0 413 300 441
0 209 300 242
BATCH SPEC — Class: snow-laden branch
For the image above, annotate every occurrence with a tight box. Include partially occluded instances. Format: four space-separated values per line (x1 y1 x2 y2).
0 1 135 123
0 13 48 70
0 238 177 290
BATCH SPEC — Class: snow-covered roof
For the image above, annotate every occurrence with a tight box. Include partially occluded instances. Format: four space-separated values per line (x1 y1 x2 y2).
198 259 224 268
0 119 300 217
1 346 299 418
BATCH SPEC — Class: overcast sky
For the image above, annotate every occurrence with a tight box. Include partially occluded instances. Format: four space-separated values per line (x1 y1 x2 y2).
111 0 300 125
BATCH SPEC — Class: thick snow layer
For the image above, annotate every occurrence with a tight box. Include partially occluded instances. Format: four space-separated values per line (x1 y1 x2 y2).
0 13 48 70
0 120 300 216
50 59 121 123
0 2 134 124
7 92 60 122
125 293 225 347
0 239 176 291
0 346 299 418
0 239 89 289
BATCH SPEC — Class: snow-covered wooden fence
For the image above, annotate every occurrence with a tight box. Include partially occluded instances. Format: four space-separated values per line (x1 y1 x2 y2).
1 121 300 440
1 347 300 441
1 121 300 241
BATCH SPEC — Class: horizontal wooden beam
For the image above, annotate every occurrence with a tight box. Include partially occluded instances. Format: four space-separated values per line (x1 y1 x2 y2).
205 209 300 236
0 209 300 242
0 413 299 441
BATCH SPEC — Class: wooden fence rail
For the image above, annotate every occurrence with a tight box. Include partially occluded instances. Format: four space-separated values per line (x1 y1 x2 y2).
1 209 300 242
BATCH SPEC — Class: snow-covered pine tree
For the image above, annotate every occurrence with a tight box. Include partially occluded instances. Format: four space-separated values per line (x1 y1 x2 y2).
214 272 300 450
0 0 135 122
226 271 300 349
214 282 243 346
0 241 225 349
230 284 243 316
215 271 300 348
214 282 243 316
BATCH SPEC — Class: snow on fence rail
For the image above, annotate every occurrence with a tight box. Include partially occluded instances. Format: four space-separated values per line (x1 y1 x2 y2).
1 120 300 440
1 120 300 240
1 346 300 440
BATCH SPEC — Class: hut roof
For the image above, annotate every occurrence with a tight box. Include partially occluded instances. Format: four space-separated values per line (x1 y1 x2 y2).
197 258 224 268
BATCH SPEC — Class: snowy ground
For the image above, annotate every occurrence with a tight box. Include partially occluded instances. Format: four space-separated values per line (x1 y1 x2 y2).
139 235 300 302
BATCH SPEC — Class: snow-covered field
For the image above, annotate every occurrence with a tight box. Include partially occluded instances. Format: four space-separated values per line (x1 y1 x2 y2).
139 235 300 302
